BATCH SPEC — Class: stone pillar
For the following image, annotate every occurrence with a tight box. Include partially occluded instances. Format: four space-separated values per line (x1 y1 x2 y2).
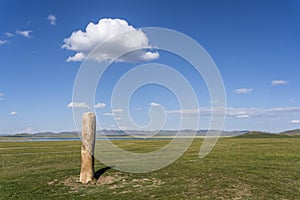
79 112 96 183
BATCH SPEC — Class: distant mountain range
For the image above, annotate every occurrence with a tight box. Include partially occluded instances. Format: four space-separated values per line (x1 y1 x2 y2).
1 129 300 138
1 130 245 138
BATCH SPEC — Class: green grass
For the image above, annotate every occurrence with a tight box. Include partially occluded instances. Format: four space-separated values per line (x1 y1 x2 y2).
1 138 300 199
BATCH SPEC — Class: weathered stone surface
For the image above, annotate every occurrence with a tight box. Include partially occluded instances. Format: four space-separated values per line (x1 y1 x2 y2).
80 112 96 183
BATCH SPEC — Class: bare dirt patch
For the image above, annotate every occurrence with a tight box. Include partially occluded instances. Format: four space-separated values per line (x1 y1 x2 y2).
97 175 114 184
48 173 164 194
230 183 252 200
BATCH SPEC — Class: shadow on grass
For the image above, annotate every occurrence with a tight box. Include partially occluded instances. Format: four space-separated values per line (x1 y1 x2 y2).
94 166 112 180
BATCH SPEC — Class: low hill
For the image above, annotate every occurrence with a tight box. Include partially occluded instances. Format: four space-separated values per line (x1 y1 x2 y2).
236 131 289 138
279 129 300 136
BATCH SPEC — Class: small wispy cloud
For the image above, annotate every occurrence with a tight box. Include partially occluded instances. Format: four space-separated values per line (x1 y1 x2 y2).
234 88 253 94
67 102 90 109
112 109 123 113
94 102 106 109
10 111 17 116
5 32 14 37
289 120 300 124
104 109 123 116
150 102 161 107
22 127 32 133
236 114 249 118
115 117 122 121
0 93 4 101
0 40 9 45
272 80 288 86
16 30 33 38
168 106 300 118
103 113 114 116
47 14 57 25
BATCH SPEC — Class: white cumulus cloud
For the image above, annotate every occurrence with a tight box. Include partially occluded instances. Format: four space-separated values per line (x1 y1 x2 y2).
10 111 17 116
16 30 33 38
140 51 160 61
62 18 159 63
272 80 288 86
66 52 85 62
289 120 300 124
234 88 253 94
47 14 57 25
67 102 90 109
94 102 106 109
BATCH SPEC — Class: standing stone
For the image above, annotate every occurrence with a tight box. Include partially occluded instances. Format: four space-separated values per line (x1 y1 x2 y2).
80 112 96 183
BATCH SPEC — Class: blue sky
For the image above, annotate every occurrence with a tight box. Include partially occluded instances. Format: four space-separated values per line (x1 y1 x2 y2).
0 0 299 134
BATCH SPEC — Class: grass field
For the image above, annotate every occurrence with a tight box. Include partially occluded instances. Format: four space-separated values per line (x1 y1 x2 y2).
1 138 300 199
